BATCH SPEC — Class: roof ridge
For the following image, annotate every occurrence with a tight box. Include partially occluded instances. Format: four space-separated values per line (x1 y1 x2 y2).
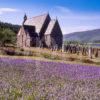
50 20 56 32
27 13 49 20
45 20 56 35
51 19 56 21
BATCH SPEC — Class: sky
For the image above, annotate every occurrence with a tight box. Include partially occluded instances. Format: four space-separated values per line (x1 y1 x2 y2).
0 0 100 34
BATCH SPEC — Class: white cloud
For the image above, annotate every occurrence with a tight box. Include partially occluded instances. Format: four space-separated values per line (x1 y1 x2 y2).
59 14 100 20
51 6 100 20
0 8 19 14
49 6 100 34
0 5 99 35
55 6 71 13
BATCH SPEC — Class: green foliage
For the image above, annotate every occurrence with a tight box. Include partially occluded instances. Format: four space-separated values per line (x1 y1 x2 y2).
81 59 94 64
26 82 33 89
27 95 35 100
66 57 76 61
0 21 20 33
7 88 22 100
0 96 5 100
40 95 47 100
26 92 39 100
41 53 61 60
0 21 20 46
0 28 16 46
64 40 81 45
41 53 52 59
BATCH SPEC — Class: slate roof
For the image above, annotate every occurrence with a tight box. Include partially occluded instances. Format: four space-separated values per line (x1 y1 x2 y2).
23 25 38 37
24 13 49 34
24 25 35 31
45 20 56 35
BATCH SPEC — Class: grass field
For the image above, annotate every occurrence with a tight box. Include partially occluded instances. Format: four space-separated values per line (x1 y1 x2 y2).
23 47 100 66
0 47 100 66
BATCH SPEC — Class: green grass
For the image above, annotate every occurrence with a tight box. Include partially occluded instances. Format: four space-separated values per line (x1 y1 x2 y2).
41 53 61 60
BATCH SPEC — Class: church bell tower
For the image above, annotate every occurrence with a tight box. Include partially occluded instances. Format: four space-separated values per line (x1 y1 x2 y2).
23 14 27 25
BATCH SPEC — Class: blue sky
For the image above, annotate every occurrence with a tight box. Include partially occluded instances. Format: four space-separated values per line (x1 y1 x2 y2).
0 0 100 34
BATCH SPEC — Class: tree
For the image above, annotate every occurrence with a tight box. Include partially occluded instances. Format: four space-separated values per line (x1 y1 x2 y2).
0 28 16 46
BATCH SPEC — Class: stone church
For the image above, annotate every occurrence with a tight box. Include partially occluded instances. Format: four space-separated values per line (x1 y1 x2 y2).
17 13 63 49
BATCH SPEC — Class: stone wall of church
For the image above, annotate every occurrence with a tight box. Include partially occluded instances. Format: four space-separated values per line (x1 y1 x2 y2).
50 21 63 49
17 27 30 48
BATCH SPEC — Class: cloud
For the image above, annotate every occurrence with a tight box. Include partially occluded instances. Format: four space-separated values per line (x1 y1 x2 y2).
59 14 100 20
55 6 71 13
49 5 100 34
50 6 100 20
0 8 20 14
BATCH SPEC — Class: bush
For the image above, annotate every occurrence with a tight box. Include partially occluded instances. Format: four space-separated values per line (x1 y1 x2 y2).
0 28 16 46
53 55 61 60
11 89 22 100
23 51 33 56
15 50 33 56
4 49 15 55
41 53 52 59
41 53 61 60
2 48 33 56
66 57 76 61
15 51 23 56
25 92 38 100
7 88 22 100
81 59 94 64
0 50 6 55
20 48 24 51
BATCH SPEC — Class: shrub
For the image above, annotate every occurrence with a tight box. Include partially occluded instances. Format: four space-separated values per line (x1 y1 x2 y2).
23 51 33 56
95 62 100 65
4 49 15 55
81 59 94 64
25 92 38 100
20 48 24 51
41 53 61 60
26 95 35 100
0 96 5 100
41 53 52 59
8 88 22 100
0 28 16 46
13 49 33 56
0 50 6 55
53 55 61 60
66 57 76 61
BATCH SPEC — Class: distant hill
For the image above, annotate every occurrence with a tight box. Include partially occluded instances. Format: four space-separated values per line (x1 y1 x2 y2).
0 21 20 34
64 29 100 43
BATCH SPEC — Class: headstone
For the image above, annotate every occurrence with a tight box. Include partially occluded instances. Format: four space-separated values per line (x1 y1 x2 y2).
88 46 92 58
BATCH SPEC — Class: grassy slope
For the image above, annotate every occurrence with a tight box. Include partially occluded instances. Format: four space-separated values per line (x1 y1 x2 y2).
0 47 100 67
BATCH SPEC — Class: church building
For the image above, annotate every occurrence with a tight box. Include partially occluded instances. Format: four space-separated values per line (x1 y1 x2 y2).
17 13 63 49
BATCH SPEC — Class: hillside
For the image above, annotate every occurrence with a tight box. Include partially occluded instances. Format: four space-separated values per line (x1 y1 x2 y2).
64 29 100 43
0 21 20 34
